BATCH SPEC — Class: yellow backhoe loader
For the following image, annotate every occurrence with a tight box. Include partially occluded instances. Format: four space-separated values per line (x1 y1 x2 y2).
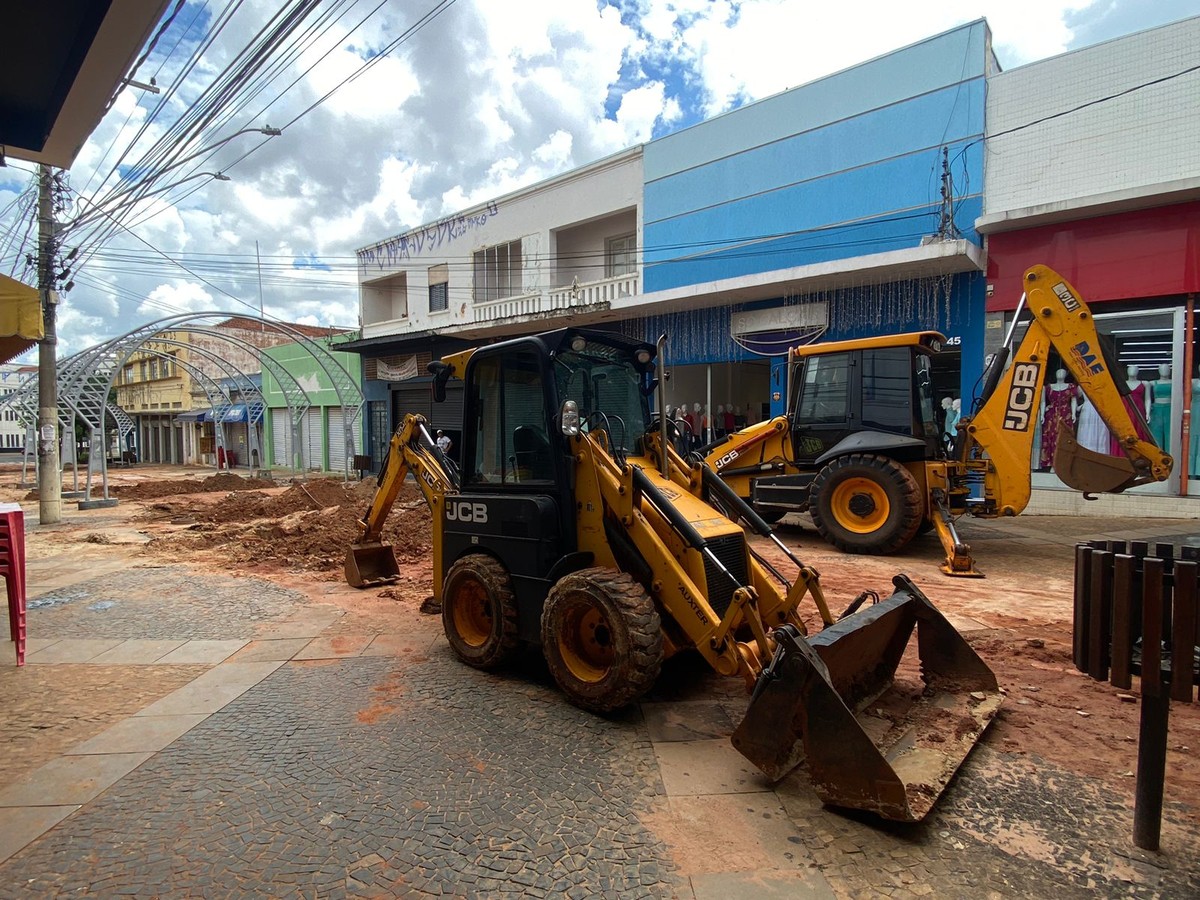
705 265 1173 576
345 326 1001 822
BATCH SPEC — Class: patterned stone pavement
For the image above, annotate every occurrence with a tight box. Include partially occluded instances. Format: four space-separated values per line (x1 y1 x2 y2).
3 522 1200 897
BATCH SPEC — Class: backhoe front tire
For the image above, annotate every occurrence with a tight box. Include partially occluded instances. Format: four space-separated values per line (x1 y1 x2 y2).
809 454 923 555
442 554 519 670
541 568 663 713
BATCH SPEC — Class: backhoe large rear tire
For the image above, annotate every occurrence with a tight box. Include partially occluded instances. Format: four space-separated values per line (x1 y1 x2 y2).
442 554 519 670
541 568 663 713
809 454 923 555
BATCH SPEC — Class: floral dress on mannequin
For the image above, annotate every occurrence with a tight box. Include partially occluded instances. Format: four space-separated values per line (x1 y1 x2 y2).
1040 382 1078 469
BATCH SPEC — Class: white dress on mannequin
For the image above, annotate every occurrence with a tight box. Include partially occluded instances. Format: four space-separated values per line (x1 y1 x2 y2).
1075 395 1109 455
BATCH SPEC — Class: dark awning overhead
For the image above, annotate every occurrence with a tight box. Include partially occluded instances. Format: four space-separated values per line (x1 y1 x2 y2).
0 1 169 168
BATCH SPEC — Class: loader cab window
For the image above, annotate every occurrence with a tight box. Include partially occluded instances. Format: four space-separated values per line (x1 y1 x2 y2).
468 349 554 486
795 352 850 424
861 348 913 433
553 340 649 455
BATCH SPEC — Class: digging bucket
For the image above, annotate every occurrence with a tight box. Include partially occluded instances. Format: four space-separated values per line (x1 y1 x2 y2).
344 542 401 588
731 575 1001 822
1053 423 1140 495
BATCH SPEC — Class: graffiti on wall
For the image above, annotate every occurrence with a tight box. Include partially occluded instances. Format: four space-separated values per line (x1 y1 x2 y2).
358 201 500 271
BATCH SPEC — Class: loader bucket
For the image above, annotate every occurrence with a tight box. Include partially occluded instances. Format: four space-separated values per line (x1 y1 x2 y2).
731 575 1001 822
1052 423 1140 495
344 542 402 588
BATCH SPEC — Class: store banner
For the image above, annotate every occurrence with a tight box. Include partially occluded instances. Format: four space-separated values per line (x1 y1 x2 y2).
377 356 419 381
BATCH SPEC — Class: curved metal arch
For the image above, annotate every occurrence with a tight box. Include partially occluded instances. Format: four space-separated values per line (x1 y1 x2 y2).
102 312 363 468
55 320 312 460
118 329 316 475
73 343 237 500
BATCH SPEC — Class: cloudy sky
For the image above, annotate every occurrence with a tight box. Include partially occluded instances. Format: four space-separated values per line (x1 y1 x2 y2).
1 0 1196 358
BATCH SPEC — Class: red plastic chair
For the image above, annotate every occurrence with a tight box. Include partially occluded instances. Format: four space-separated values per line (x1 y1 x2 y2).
0 508 27 666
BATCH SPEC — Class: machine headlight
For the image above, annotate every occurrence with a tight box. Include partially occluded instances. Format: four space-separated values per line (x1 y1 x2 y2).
570 336 587 352
561 400 580 436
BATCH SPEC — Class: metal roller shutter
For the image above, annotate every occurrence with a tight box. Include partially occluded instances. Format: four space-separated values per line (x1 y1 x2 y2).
271 411 290 466
301 408 323 470
327 407 346 475
429 382 464 431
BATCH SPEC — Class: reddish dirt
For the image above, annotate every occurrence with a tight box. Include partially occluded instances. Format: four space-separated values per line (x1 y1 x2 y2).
134 476 432 577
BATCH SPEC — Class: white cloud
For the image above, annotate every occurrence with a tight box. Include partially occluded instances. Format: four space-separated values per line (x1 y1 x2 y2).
0 0 1169 353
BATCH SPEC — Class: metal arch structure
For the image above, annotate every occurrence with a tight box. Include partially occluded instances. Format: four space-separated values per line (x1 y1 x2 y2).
70 313 362 474
128 330 315 476
35 338 242 500
2 313 361 505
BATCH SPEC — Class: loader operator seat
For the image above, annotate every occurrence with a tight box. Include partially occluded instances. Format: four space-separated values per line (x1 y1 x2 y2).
513 425 553 481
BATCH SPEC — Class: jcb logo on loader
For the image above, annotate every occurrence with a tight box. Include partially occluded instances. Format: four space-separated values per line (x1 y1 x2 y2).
714 449 740 470
446 501 488 524
1003 362 1041 431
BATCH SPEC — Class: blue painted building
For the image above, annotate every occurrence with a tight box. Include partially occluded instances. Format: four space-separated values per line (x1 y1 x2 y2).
628 20 993 418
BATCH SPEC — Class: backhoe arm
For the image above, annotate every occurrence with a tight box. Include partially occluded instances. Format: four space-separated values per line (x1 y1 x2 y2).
963 265 1172 516
344 413 458 588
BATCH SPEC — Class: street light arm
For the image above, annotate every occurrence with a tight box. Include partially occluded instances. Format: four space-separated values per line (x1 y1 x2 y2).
65 172 232 234
67 125 278 228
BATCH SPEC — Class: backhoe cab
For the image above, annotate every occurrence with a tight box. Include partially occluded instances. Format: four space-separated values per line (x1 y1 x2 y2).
705 264 1173 575
346 327 1001 822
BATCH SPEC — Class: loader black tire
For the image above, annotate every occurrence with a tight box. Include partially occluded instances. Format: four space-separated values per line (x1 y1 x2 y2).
442 554 520 670
541 568 663 713
809 454 923 555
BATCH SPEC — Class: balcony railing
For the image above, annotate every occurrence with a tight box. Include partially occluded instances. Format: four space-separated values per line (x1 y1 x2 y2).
472 272 639 324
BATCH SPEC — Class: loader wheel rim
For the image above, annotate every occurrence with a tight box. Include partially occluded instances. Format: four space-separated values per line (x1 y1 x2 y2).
557 601 614 684
449 580 492 649
830 477 889 533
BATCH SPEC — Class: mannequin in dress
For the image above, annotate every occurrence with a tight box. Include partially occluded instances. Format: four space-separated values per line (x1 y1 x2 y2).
1148 364 1172 451
941 397 960 446
692 402 702 449
674 406 688 454
1040 369 1079 469
1075 393 1109 455
734 405 746 429
1191 374 1200 475
714 404 726 439
723 404 735 435
1110 365 1152 455
701 404 711 443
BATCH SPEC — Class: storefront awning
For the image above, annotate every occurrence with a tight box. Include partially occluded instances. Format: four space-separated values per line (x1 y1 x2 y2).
0 274 44 363
222 404 248 423
174 410 206 422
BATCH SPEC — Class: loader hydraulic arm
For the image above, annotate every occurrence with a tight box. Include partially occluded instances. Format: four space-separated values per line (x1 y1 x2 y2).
344 413 458 588
962 265 1172 516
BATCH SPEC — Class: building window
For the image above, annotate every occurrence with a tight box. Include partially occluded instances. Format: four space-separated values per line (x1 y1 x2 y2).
428 263 449 313
473 240 522 303
124 365 134 384
606 233 636 277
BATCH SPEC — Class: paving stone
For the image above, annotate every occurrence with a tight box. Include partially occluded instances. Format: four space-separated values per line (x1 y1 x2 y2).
0 752 152 807
0 806 78 865
653 739 765 796
690 870 836 900
154 640 248 665
133 661 283 716
67 714 207 755
291 634 373 660
85 639 187 665
226 638 312 663
25 638 124 664
640 701 733 742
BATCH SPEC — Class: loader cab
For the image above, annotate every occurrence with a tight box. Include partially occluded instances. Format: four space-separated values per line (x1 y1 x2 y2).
789 332 943 465
451 328 656 643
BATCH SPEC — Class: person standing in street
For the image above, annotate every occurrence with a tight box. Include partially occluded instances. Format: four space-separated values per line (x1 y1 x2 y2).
435 429 452 456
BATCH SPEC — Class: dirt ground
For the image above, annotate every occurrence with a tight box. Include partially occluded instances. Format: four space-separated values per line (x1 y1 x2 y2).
7 464 1199 835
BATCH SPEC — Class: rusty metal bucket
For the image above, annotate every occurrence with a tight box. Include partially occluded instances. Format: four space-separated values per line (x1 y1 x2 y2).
731 575 1001 822
344 542 401 588
1053 423 1141 495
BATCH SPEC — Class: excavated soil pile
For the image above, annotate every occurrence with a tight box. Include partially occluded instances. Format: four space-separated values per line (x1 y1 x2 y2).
113 472 276 500
141 478 431 577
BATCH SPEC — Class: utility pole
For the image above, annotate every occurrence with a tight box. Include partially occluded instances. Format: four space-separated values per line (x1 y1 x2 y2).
36 164 62 524
256 240 264 330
